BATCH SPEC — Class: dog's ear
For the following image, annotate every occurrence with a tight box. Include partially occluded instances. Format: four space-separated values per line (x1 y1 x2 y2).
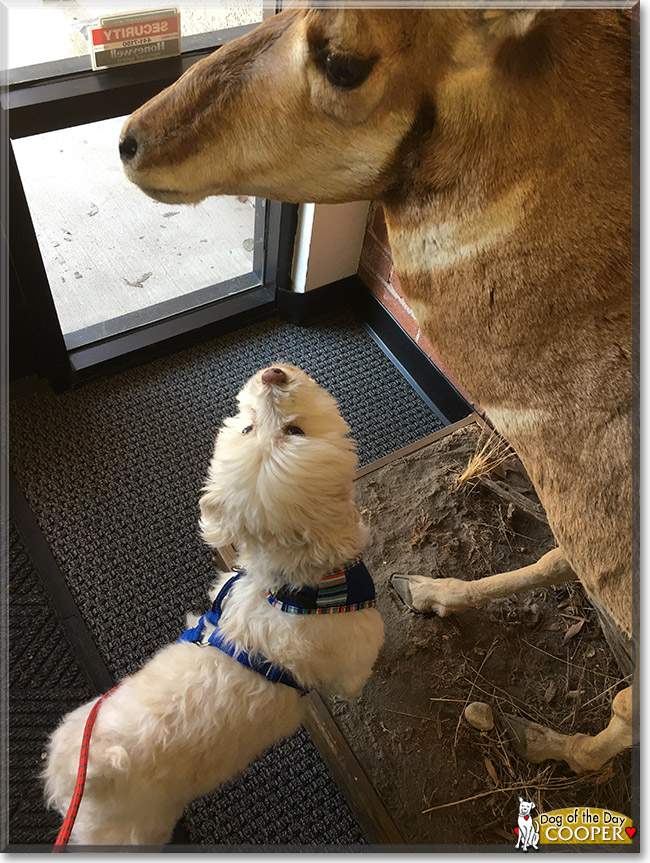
531 802 536 810
199 489 237 549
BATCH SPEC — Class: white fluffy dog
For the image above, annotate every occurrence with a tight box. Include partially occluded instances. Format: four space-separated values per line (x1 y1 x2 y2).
44 364 384 846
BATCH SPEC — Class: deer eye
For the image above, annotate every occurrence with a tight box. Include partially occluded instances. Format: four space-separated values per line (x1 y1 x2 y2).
285 425 305 436
242 425 253 435
324 52 375 90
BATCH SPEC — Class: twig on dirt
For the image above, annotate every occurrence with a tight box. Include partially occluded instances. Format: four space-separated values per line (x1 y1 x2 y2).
379 721 401 743
565 658 586 729
465 528 493 571
473 520 539 543
383 708 441 723
421 769 607 814
429 697 469 704
495 728 518 780
468 769 486 786
470 724 518 780
495 506 514 550
454 639 498 748
422 783 533 814
520 639 617 680
477 476 549 524
565 645 571 701
462 672 550 726
422 780 435 811
559 674 633 724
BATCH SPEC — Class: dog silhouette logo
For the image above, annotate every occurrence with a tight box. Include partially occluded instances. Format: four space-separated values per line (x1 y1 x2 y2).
514 797 540 851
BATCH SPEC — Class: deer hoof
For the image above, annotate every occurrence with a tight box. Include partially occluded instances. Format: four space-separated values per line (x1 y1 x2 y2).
390 574 420 611
499 713 555 762
498 713 591 773
391 574 448 613
391 574 469 616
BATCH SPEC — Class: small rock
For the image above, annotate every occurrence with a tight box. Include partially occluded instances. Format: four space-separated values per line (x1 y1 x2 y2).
464 701 494 731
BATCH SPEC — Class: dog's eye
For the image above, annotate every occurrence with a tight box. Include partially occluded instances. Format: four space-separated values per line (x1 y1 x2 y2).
242 425 253 435
285 425 305 436
324 52 375 90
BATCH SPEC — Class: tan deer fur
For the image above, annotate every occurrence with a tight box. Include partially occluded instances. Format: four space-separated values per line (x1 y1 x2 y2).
120 7 635 772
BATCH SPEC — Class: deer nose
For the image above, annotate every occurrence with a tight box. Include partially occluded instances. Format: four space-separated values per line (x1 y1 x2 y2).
119 134 138 162
261 367 286 385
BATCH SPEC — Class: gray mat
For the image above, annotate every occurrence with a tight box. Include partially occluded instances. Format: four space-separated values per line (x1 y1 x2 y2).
8 520 95 847
9 311 442 846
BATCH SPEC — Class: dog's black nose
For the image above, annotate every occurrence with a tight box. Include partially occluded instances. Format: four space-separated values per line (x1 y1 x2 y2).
262 367 286 384
119 134 138 162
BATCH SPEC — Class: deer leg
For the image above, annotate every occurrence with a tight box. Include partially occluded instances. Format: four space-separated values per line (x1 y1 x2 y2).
391 547 576 616
499 686 634 773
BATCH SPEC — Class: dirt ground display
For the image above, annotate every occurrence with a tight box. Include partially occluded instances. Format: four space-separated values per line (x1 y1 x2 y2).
325 423 632 846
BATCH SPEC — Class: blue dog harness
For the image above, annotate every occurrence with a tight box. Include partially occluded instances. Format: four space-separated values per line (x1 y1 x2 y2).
179 559 376 695
178 572 307 694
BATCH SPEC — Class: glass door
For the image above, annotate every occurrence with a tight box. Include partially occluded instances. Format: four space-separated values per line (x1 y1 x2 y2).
3 3 296 387
12 115 263 348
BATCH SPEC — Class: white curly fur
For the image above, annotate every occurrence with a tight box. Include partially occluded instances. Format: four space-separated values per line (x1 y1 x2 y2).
44 364 384 847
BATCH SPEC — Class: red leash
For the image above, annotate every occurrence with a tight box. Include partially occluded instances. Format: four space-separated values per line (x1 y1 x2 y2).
52 685 120 852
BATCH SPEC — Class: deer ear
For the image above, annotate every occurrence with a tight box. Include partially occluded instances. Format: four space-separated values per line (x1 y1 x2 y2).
483 9 540 39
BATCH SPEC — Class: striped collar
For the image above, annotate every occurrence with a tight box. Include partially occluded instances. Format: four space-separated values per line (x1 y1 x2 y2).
266 557 376 615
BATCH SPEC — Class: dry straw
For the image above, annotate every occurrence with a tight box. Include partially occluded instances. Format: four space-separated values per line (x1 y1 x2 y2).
457 429 514 486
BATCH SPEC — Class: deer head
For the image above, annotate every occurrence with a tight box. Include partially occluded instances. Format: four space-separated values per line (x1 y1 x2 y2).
120 7 599 207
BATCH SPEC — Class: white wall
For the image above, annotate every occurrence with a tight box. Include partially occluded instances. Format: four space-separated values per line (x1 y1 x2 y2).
291 201 370 292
